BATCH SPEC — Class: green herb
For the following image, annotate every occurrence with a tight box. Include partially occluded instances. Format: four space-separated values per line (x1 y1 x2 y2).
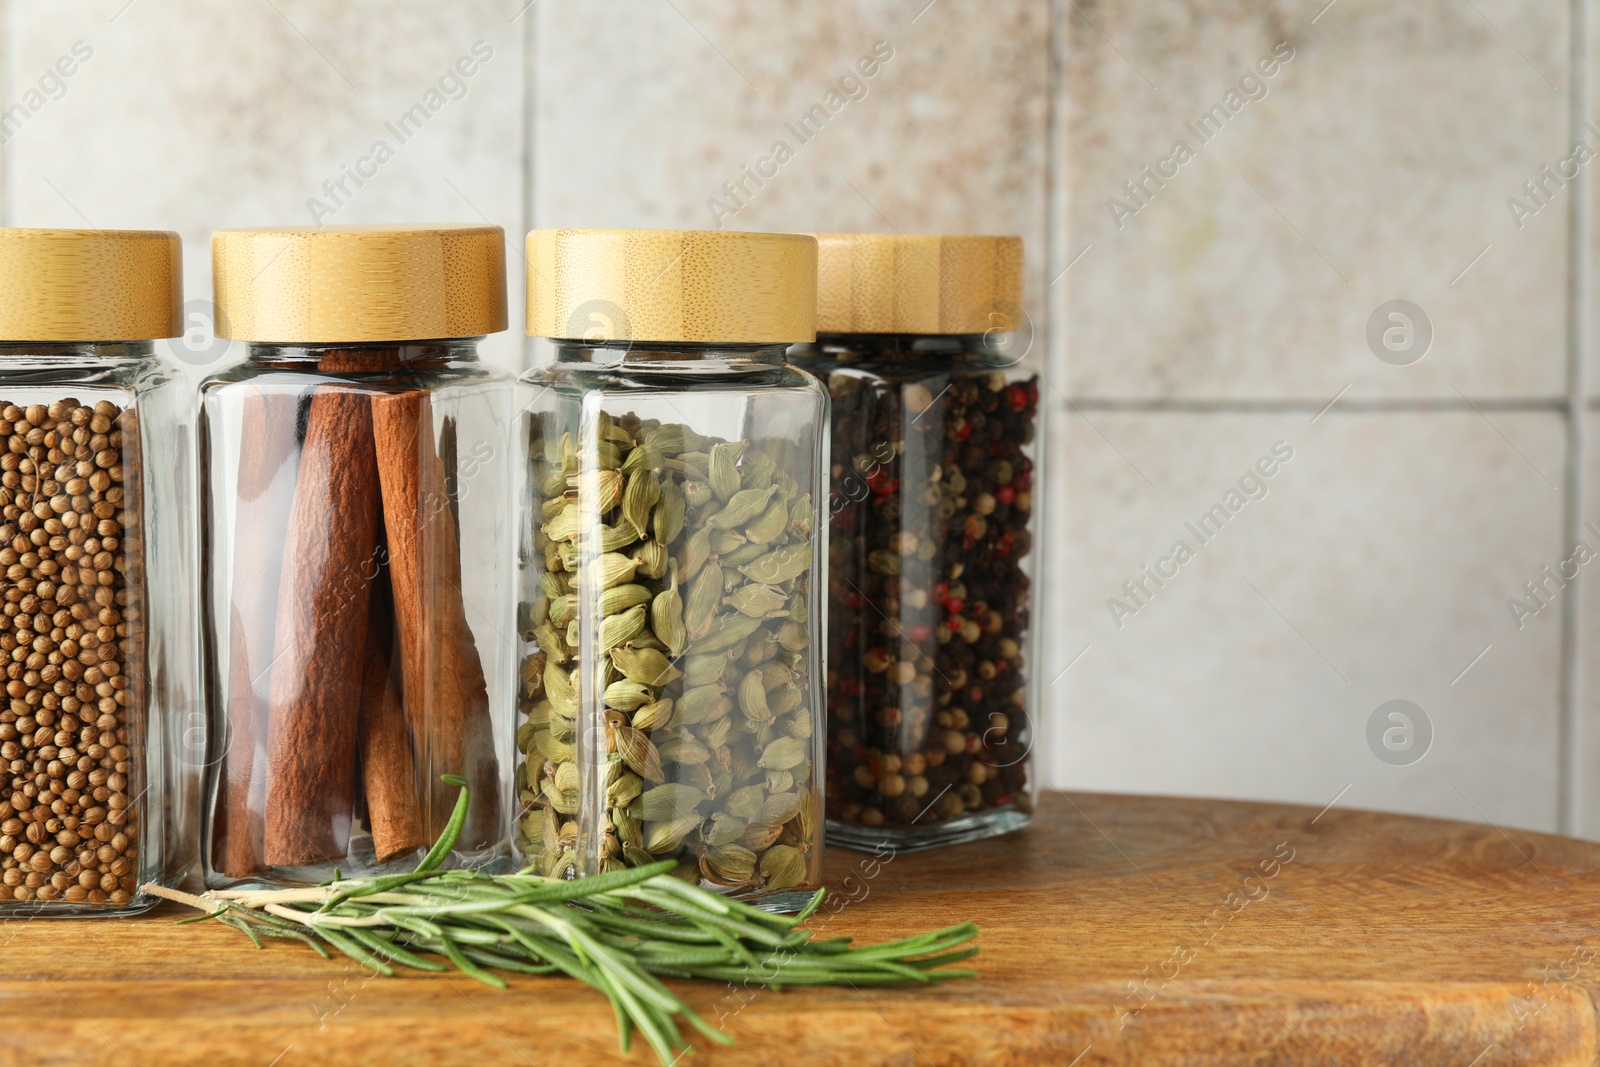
147 779 977 1064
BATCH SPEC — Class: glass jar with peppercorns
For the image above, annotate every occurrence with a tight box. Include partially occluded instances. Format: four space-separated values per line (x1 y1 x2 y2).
791 234 1039 851
0 229 193 913
518 229 828 911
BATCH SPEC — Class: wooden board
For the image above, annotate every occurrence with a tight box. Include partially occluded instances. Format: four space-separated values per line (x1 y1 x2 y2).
4 791 1600 1066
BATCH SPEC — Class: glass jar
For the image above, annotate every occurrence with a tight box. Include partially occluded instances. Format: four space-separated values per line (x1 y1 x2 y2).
791 234 1040 851
0 229 191 913
518 229 825 910
200 225 513 887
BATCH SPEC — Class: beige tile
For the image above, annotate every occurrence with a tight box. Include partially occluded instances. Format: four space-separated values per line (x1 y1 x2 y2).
1044 407 1564 831
1066 0 1569 400
4 0 529 371
1571 414 1600 838
533 0 1050 338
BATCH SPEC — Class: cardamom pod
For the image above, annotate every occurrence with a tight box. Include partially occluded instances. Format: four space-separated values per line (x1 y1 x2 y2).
758 790 804 826
781 707 813 739
788 493 814 537
739 822 783 851
611 723 665 783
756 659 793 690
727 584 788 618
707 485 777 529
590 552 641 590
621 468 661 536
742 631 780 667
701 843 757 885
544 661 577 711
598 604 647 653
709 441 741 501
607 771 645 807
766 769 794 794
684 560 723 639
682 651 730 687
776 620 809 652
575 467 624 512
602 678 655 711
743 451 776 491
679 525 712 581
621 443 665 473
598 583 653 615
724 784 766 821
767 680 803 717
683 480 715 508
737 670 774 723
651 571 686 657
659 732 711 765
744 495 789 544
759 843 806 889
611 645 681 686
703 814 748 847
632 539 668 580
534 620 568 664
643 813 701 855
739 543 811 585
599 521 640 553
631 697 674 732
675 683 728 725
653 477 687 545
695 612 763 654
544 502 581 543
758 735 807 771
709 528 746 556
639 782 705 822
700 715 733 750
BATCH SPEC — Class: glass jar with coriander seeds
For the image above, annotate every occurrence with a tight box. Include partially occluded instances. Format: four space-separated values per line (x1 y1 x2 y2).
200 225 514 888
519 228 826 911
791 234 1040 852
0 229 193 913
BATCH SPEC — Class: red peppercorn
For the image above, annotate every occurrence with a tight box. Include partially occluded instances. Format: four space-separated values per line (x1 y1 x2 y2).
945 616 964 632
1025 381 1039 405
851 743 867 762
954 422 972 442
1007 385 1028 410
844 592 862 609
934 581 949 601
944 597 964 615
996 793 1014 807
907 623 932 643
996 484 1016 505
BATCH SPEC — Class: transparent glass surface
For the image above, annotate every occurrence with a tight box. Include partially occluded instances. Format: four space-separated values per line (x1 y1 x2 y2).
0 343 192 914
791 334 1040 852
518 342 827 911
199 341 513 888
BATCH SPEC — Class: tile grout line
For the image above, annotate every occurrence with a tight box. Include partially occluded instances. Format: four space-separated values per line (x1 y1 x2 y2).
1044 0 1070 788
520 0 537 373
1559 0 1590 837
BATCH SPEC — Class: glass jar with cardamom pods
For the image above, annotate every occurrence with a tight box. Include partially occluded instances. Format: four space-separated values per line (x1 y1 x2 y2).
790 234 1040 852
0 229 193 913
200 225 513 888
519 229 826 910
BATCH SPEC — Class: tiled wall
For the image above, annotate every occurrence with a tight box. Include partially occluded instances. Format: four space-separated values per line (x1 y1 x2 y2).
0 1 1585 835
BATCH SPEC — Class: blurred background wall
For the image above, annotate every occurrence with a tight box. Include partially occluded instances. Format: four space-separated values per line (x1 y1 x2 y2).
1 0 1586 836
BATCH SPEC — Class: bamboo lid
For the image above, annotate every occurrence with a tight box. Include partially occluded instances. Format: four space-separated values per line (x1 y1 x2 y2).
212 225 507 342
527 229 817 344
0 228 181 341
814 234 1023 335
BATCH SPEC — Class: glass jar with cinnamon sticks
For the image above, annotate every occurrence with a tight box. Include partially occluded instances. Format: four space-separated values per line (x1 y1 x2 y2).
0 228 192 913
519 229 827 910
790 234 1041 852
201 225 512 887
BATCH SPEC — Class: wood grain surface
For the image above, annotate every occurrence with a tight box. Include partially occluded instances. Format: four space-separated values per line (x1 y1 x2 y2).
5 791 1600 1066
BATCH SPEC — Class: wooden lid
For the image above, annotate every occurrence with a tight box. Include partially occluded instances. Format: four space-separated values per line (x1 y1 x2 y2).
0 228 181 341
212 225 507 342
527 229 817 344
814 234 1023 335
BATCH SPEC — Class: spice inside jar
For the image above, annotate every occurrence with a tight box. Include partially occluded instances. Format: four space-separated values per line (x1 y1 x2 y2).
201 225 513 886
0 228 189 912
791 233 1041 851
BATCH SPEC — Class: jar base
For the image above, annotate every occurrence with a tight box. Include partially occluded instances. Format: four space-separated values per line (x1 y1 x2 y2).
826 806 1031 854
205 842 511 891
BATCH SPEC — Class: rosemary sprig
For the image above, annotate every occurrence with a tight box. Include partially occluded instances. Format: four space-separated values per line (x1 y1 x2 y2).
148 778 977 1064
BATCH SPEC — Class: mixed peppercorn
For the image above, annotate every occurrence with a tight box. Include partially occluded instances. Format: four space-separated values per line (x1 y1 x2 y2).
804 339 1038 840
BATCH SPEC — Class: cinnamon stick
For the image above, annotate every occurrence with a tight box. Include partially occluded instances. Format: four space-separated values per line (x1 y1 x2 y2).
370 389 500 848
358 579 426 861
262 386 382 866
215 389 304 878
